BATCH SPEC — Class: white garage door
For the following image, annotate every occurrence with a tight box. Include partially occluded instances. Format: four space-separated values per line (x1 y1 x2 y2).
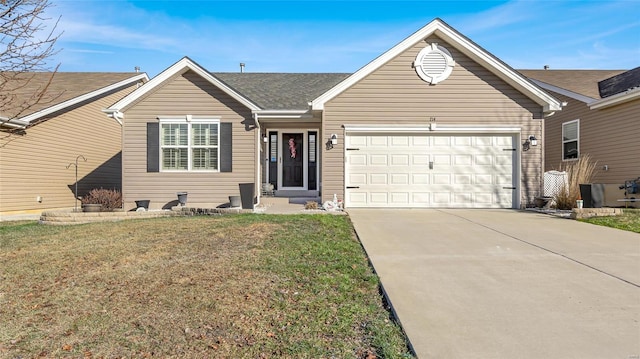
345 133 517 208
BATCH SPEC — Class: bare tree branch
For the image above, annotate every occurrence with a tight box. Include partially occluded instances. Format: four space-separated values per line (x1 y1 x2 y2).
1 0 62 131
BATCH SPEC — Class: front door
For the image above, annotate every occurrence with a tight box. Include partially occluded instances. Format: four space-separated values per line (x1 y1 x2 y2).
281 133 304 187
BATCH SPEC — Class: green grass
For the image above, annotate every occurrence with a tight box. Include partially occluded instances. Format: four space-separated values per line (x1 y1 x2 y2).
579 209 640 233
0 215 413 358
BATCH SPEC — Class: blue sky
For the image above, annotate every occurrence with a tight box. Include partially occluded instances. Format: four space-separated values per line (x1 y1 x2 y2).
46 0 640 77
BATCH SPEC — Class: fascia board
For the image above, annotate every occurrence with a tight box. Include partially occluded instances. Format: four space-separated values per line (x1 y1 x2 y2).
528 79 595 104
589 88 640 110
107 57 261 114
253 109 312 119
18 73 149 124
312 19 562 113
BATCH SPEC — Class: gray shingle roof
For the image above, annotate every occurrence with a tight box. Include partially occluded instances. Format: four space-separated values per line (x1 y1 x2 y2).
598 67 640 98
1 72 140 119
212 72 350 110
518 69 626 99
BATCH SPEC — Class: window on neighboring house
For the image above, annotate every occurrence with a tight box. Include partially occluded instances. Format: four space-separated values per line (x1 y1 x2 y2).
160 120 219 171
562 119 579 160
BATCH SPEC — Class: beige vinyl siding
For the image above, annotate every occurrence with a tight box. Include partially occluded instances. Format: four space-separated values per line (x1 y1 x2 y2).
545 92 640 184
322 35 545 206
0 84 137 214
121 70 257 210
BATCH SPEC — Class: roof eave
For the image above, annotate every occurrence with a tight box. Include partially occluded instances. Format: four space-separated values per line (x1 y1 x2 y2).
253 109 312 119
589 87 640 110
528 79 596 104
18 73 149 124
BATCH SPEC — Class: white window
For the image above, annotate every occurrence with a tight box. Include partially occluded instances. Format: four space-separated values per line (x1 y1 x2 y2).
562 119 579 160
160 118 219 171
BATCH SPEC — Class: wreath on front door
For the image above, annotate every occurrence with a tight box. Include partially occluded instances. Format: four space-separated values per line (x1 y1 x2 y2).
288 138 297 158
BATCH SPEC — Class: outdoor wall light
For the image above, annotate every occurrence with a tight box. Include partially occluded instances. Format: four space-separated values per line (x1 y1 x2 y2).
330 134 338 145
529 135 538 146
262 135 268 143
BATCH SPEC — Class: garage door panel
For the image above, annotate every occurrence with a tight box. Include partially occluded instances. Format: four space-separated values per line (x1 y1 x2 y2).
433 154 451 165
350 154 367 166
391 174 409 185
494 136 513 146
390 192 410 204
433 137 451 146
454 155 472 166
412 192 430 203
412 136 429 146
475 136 493 146
433 192 451 204
413 174 430 184
454 174 472 184
370 154 388 166
433 174 451 185
475 174 493 185
370 192 388 204
390 154 410 165
495 154 512 165
345 133 516 208
390 136 410 146
475 155 493 165
454 136 472 146
475 192 493 204
413 154 430 165
349 173 367 185
370 136 388 146
369 173 387 185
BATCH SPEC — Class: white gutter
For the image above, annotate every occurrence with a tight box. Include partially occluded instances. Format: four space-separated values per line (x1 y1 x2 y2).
253 109 312 119
0 116 29 129
102 109 124 126
589 87 640 110
18 73 148 124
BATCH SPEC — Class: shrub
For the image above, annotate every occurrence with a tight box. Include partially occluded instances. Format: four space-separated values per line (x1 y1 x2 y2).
554 154 597 209
81 188 122 211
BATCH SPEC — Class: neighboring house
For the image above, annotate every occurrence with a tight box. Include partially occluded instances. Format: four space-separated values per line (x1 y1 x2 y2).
105 18 562 211
521 68 640 205
0 72 148 217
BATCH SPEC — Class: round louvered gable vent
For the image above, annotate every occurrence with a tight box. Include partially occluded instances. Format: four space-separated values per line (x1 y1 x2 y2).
413 43 455 84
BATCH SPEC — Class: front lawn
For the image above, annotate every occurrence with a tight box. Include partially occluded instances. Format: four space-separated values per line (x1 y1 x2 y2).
579 209 640 233
0 215 413 358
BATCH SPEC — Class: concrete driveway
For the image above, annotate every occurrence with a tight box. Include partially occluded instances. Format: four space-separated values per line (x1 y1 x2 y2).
348 209 640 359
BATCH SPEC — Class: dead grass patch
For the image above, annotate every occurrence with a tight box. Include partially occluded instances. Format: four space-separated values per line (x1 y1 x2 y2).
0 215 412 358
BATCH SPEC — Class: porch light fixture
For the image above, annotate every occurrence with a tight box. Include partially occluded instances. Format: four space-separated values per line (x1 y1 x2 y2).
529 135 538 146
262 135 268 143
330 134 338 145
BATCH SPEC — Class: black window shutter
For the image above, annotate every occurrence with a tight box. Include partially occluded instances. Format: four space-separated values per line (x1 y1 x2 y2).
147 122 159 172
220 122 232 172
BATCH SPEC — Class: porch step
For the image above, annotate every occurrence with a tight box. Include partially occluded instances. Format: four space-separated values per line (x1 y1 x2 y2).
274 190 319 198
260 196 321 206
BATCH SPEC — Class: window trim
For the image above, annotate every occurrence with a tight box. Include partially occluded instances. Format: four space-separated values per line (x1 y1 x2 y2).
562 119 579 161
159 117 221 172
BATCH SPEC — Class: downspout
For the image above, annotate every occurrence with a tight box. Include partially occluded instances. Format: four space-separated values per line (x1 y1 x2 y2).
253 112 261 206
102 109 126 205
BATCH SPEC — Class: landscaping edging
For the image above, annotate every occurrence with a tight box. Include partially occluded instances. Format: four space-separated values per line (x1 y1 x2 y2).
40 207 253 225
570 208 623 220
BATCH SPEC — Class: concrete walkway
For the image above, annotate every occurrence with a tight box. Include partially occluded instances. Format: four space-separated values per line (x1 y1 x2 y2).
348 209 640 359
